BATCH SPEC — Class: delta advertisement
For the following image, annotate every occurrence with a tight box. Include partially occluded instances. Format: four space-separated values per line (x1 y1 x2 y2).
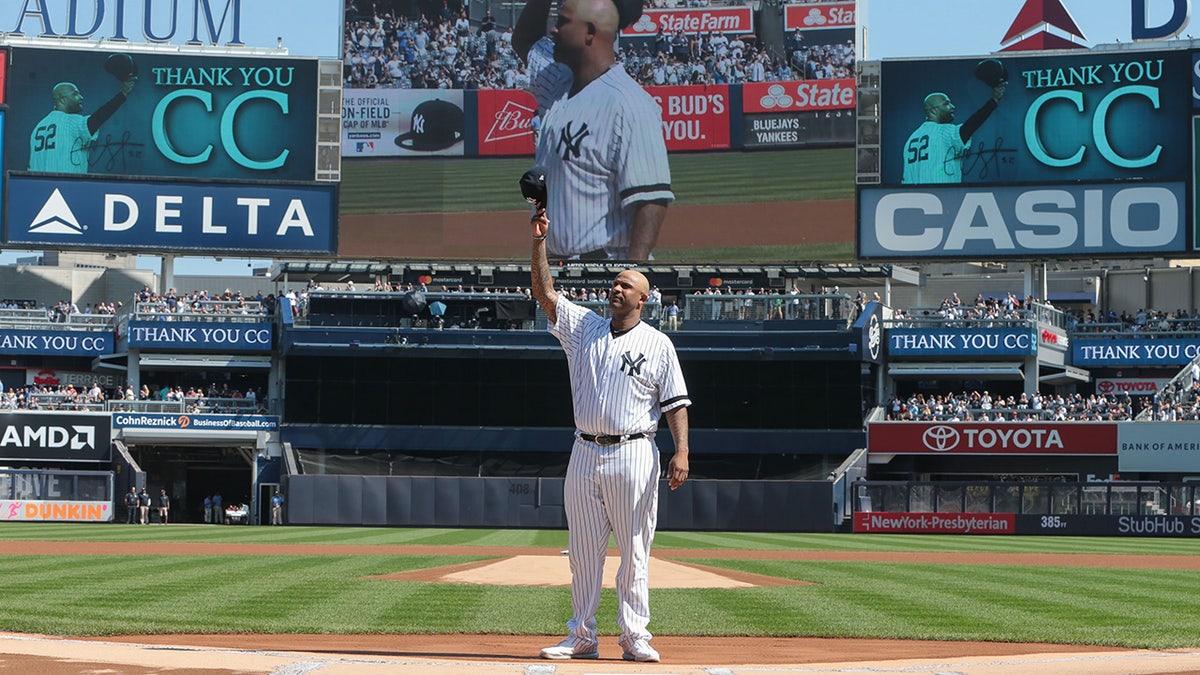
3 175 337 254
860 48 1192 259
867 422 1118 455
5 46 320 181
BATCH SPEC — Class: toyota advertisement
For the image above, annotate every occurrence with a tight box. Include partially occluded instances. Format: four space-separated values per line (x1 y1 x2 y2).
868 422 1118 455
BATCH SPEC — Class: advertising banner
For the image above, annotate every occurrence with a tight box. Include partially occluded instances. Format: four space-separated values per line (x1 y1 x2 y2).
112 413 279 431
858 182 1187 258
619 8 754 36
879 50 1191 185
887 327 1035 357
476 89 537 157
853 511 1014 534
647 85 731 151
7 46 319 181
127 321 273 351
0 500 111 522
1095 378 1171 396
868 422 1118 455
0 330 113 357
341 89 465 157
26 369 124 389
784 2 855 31
4 175 337 255
743 79 855 114
1072 338 1200 366
0 412 112 463
1118 422 1200 472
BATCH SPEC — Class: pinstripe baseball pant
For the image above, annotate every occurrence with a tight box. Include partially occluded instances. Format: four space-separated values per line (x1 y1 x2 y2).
563 436 660 650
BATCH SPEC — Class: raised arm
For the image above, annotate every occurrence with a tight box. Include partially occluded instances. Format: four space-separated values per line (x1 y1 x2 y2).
513 0 554 63
530 207 558 324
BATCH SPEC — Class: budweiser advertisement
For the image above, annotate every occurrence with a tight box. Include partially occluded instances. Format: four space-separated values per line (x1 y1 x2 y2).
620 7 753 36
476 90 538 157
647 85 732 151
784 1 855 32
868 422 1118 455
854 512 1015 535
742 79 855 114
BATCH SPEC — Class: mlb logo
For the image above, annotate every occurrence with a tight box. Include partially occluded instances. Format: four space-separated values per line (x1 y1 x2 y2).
356 141 375 152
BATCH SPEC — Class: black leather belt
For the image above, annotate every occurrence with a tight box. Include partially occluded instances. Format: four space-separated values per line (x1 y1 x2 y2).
579 432 646 446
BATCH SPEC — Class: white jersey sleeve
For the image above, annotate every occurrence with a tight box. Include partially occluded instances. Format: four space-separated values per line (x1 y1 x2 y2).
29 110 95 174
616 89 674 209
525 36 572 114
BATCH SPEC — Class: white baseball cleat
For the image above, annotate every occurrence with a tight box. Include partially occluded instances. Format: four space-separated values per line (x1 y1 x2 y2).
621 639 660 662
540 638 599 660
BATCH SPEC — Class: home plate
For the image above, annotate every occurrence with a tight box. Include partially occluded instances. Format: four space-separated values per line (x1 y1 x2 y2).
439 555 757 588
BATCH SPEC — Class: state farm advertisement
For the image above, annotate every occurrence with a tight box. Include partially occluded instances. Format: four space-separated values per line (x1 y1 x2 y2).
647 85 731 151
854 512 1014 535
868 422 1118 455
743 79 855 114
476 89 537 157
1096 378 1170 396
621 7 753 36
784 2 854 31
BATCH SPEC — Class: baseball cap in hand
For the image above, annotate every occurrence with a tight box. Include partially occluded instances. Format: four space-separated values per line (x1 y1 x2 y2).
395 99 464 151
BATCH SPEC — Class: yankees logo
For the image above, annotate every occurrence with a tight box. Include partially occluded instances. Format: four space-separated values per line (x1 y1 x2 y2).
411 113 426 135
620 351 646 376
556 121 590 160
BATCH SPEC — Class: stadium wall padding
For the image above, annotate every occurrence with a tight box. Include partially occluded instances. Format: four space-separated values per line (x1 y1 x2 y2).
285 476 834 532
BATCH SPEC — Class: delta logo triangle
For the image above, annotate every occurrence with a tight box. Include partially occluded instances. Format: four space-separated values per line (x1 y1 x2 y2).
27 189 86 235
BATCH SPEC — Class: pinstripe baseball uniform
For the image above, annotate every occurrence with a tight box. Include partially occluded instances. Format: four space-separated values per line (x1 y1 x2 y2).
549 296 690 652
527 37 674 259
902 120 967 184
29 110 95 173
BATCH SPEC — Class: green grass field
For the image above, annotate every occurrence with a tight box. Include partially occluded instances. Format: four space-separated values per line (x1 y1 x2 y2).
1 524 1198 647
339 148 855 215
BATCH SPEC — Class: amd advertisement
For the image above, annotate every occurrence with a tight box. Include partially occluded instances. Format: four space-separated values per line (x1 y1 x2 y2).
0 412 112 463
6 46 319 181
860 48 1192 259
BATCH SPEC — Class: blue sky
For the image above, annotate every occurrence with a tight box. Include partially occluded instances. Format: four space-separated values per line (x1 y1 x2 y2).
864 0 1187 59
0 0 340 276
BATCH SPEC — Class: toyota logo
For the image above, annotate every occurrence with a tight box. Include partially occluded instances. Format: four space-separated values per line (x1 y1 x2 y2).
1097 380 1114 393
922 425 960 452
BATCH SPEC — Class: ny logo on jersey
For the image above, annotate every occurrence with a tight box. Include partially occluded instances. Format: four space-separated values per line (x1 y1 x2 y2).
556 121 590 160
620 351 646 377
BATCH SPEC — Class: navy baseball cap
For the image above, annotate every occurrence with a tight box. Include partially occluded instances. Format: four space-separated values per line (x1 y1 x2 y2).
395 99 464 152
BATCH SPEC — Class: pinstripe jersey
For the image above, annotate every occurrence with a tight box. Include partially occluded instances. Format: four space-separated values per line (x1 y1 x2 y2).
901 120 968 184
29 110 95 173
550 296 690 435
527 37 674 258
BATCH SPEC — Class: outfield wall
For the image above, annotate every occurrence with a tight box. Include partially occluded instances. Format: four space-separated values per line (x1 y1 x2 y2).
285 475 835 532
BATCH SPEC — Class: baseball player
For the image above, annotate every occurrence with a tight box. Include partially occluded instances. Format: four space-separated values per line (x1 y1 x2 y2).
901 83 1005 184
29 77 136 174
514 0 673 260
529 206 691 662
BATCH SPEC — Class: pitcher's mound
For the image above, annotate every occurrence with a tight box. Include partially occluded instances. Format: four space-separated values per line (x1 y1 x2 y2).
373 554 807 588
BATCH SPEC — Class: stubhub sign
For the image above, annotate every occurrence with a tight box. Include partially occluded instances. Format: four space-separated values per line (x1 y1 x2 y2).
3 175 336 255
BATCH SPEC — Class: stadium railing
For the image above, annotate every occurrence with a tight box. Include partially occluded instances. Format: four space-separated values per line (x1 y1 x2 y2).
855 480 1199 517
0 308 115 331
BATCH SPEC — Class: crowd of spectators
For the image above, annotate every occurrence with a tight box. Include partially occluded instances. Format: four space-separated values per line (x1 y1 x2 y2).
1069 307 1198 333
886 390 1138 422
343 1 853 91
0 381 265 414
134 286 276 316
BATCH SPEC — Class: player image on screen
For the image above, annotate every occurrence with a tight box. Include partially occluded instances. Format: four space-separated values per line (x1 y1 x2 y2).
29 77 136 174
514 0 673 261
901 83 1005 185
